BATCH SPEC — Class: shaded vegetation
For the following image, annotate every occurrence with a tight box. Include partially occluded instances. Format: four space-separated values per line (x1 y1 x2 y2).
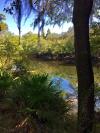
0 70 72 132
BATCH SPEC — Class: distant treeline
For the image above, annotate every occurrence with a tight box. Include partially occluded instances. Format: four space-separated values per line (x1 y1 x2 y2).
0 25 100 68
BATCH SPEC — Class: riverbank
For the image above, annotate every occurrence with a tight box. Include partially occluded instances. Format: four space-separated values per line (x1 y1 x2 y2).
29 53 100 66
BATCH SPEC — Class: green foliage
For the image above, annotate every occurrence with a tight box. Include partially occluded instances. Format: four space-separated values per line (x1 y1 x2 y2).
90 23 100 56
0 22 8 32
11 74 69 130
0 32 22 69
0 26 99 71
0 14 8 32
21 31 75 55
0 68 70 132
20 26 99 56
0 69 12 98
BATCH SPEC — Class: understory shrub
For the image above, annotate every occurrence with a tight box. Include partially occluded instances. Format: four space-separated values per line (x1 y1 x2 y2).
0 72 70 132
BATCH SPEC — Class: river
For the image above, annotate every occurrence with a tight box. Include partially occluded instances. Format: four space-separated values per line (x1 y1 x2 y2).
26 59 100 111
28 59 100 86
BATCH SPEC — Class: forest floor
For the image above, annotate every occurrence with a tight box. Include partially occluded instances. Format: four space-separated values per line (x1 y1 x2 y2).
0 100 100 133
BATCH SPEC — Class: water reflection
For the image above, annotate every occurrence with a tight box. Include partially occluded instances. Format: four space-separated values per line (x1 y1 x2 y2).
51 77 77 96
28 59 100 111
28 59 100 86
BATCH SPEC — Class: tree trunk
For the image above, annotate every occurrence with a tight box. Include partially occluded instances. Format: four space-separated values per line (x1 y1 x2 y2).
73 0 95 133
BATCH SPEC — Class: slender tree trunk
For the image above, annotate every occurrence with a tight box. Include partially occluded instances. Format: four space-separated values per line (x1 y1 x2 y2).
73 0 95 133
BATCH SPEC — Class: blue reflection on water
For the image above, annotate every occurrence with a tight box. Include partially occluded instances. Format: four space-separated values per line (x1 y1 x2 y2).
51 77 77 96
51 77 100 111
